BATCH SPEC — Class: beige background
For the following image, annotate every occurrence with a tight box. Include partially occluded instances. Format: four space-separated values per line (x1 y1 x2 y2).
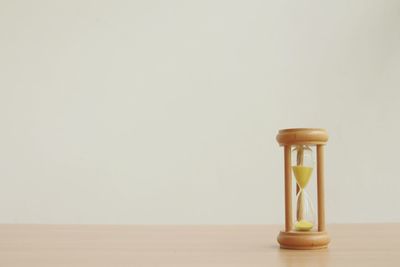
0 0 399 224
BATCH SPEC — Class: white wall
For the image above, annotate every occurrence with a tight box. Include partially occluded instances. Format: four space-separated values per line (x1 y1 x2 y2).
1 0 400 224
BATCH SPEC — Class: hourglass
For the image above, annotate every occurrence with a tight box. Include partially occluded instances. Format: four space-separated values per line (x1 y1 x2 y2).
276 128 330 249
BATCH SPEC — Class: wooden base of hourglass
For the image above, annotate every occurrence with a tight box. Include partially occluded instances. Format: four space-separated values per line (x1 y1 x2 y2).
277 231 330 250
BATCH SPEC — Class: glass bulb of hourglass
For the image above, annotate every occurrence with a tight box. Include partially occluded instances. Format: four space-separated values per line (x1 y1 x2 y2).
292 145 315 231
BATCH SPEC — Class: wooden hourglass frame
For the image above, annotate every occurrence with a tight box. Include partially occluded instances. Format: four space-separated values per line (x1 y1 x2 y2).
276 128 330 250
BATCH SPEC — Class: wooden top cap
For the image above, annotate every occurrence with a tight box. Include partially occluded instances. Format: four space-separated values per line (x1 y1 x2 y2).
276 128 329 146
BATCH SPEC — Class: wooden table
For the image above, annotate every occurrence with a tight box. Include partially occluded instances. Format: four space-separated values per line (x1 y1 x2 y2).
0 224 399 266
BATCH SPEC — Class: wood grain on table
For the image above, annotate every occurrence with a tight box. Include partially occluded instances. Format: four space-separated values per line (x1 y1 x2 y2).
0 224 399 266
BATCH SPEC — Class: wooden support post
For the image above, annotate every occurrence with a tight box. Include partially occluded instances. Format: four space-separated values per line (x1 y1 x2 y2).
317 145 326 232
284 145 292 232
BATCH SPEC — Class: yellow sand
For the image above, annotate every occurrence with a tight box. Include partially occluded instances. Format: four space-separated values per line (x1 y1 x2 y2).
292 166 313 189
295 220 314 231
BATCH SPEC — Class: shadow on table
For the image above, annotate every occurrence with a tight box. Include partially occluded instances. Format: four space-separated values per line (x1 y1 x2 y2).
277 247 330 267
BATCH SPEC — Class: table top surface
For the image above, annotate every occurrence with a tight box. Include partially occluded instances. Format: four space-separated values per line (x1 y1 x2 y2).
0 224 399 266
